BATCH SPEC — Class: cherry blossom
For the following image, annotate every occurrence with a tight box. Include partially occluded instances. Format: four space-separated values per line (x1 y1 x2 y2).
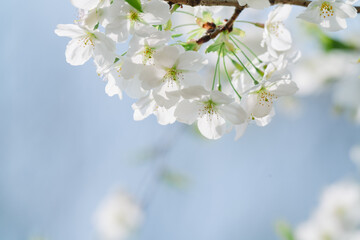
55 24 115 66
298 0 358 31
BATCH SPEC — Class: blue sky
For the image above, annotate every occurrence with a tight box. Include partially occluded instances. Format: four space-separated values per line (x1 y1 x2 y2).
0 1 360 240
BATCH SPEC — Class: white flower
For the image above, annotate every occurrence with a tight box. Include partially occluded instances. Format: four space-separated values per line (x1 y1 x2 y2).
105 0 171 42
98 56 147 99
246 70 298 119
175 86 247 139
291 52 351 96
94 190 143 240
78 0 118 29
262 4 292 57
230 70 276 139
298 0 358 32
296 181 360 240
237 0 270 9
55 24 115 66
127 30 171 65
139 45 207 108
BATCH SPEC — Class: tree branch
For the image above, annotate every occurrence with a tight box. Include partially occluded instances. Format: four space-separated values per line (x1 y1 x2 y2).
167 0 360 13
196 7 244 44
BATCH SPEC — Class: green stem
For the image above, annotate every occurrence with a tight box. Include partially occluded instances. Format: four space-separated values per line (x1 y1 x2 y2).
172 23 198 30
231 36 262 63
231 51 259 85
235 20 264 27
230 37 264 77
174 10 194 17
212 44 223 90
222 48 242 100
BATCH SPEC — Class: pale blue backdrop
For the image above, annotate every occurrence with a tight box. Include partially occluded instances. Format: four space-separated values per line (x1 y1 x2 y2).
0 1 359 240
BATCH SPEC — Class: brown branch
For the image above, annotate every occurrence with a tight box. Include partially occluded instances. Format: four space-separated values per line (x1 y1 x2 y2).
167 0 360 12
196 7 244 44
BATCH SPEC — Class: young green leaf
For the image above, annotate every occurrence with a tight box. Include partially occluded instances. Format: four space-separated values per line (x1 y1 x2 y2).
180 42 199 51
205 42 223 53
125 0 143 12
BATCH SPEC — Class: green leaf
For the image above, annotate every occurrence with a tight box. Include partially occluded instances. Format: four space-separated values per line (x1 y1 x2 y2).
170 4 180 13
232 28 245 37
180 42 199 51
164 20 172 31
160 169 190 189
93 22 99 30
125 0 142 12
230 58 244 71
276 221 295 240
114 57 120 63
171 33 183 38
205 42 223 53
305 24 356 52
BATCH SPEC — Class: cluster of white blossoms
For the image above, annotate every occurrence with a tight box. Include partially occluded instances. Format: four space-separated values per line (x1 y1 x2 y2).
295 181 360 240
56 0 359 140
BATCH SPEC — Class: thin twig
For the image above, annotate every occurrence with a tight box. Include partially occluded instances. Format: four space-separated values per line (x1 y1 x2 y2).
196 7 244 45
166 0 360 13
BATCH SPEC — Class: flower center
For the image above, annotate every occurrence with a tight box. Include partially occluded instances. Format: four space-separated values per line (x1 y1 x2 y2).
257 89 277 108
320 2 334 18
268 22 282 36
80 32 96 48
163 67 182 82
142 46 155 65
199 100 218 119
128 10 140 22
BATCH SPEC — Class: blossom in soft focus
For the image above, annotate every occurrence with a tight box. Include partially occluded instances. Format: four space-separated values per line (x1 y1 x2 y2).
94 190 143 240
297 0 358 31
296 181 360 240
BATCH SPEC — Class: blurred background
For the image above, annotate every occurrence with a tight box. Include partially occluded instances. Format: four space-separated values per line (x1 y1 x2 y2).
1 1 360 240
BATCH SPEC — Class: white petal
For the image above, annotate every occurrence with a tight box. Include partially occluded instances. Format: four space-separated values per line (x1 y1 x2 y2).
181 86 209 99
176 51 208 72
234 122 249 140
197 114 226 140
255 108 275 126
105 74 122 99
154 106 176 125
335 2 357 18
139 66 163 90
269 4 292 22
71 0 99 10
65 38 93 66
269 80 299 96
105 18 130 43
154 46 183 69
132 95 155 121
174 100 200 124
121 60 143 80
55 24 85 38
142 0 171 25
218 103 247 125
210 91 234 105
